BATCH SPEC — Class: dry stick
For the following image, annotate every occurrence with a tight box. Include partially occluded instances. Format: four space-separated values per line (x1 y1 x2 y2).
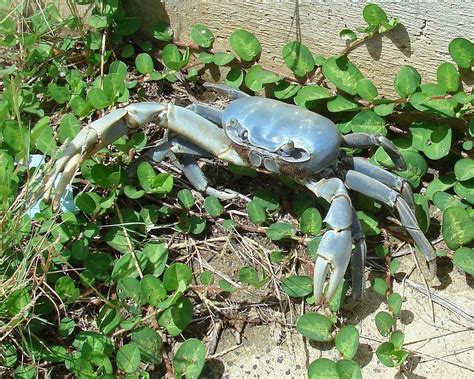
410 249 436 323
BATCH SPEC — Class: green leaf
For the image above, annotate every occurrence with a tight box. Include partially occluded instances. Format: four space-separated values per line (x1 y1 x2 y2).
173 339 206 379
273 81 301 100
204 195 224 217
178 189 194 209
230 29 261 61
299 207 322 235
281 41 315 77
97 304 122 335
357 210 380 236
363 3 388 26
453 247 474 275
247 200 267 224
376 342 396 367
308 358 339 379
454 158 474 181
296 313 334 342
58 317 75 337
442 206 474 249
116 344 140 374
266 222 295 241
142 242 168 277
281 275 313 298
437 62 460 93
387 292 403 316
414 193 430 233
190 24 214 48
141 275 167 306
375 311 394 337
393 66 421 98
225 67 244 88
213 51 235 65
454 179 474 204
335 326 359 359
327 95 360 113
294 85 332 109
373 103 394 116
372 277 388 296
322 56 364 95
413 83 457 117
59 114 80 143
55 276 79 303
350 110 386 136
245 65 281 91
339 29 357 42
409 122 452 160
198 51 214 64
433 192 466 211
157 296 193 336
103 73 125 100
448 37 473 69
163 263 193 291
131 327 162 364
152 21 173 41
162 44 188 71
70 95 91 117
135 53 154 74
336 359 362 379
86 87 110 110
200 271 214 285
425 173 456 201
239 267 260 287
254 189 280 211
390 331 405 350
356 78 378 101
47 83 70 104
328 280 349 312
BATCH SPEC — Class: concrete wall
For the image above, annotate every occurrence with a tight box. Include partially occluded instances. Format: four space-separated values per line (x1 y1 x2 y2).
126 0 473 96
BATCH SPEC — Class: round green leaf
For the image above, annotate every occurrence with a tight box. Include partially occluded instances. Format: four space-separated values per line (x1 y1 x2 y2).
131 327 162 364
433 191 467 211
247 200 267 225
390 331 405 350
116 344 140 374
442 206 474 250
230 29 261 61
266 222 295 241
372 277 388 296
239 267 259 286
162 44 188 71
245 65 281 92
356 78 378 101
414 193 430 233
453 247 474 276
135 53 154 74
296 312 334 342
335 325 359 359
198 51 214 64
200 271 214 285
376 342 395 367
281 275 313 298
204 195 224 218
375 311 394 337
213 51 235 66
157 296 193 336
173 339 206 379
373 103 394 116
387 292 403 316
322 56 364 95
163 263 193 291
299 207 322 235
281 41 315 77
59 114 80 144
190 24 214 48
363 3 388 26
340 29 357 42
86 87 109 110
152 21 173 41
273 81 301 100
294 85 332 109
336 359 362 379
308 358 338 379
141 275 167 306
177 189 194 209
225 67 244 88
327 95 360 113
437 62 459 93
454 158 474 181
425 173 456 201
351 110 386 136
394 66 421 98
448 37 473 69
103 73 125 99
454 179 474 204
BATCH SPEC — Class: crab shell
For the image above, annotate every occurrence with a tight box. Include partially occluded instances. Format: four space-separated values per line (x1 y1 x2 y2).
222 97 341 177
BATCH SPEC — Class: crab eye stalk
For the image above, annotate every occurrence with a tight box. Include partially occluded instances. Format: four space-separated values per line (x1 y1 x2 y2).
240 130 249 141
281 140 295 156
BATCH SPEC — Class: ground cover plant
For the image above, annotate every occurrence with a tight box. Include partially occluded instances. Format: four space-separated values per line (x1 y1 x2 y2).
0 0 473 377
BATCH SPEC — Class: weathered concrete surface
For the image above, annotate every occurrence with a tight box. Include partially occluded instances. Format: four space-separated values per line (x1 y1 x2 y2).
126 0 473 95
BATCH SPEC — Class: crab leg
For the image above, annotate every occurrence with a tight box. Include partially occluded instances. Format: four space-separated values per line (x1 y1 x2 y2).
203 82 251 99
344 170 437 275
342 133 406 171
345 157 415 210
147 136 238 200
350 206 367 300
305 178 353 303
36 102 246 209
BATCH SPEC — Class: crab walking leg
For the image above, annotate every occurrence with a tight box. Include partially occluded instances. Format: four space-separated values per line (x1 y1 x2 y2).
350 206 367 300
345 157 415 211
342 133 407 171
187 103 224 126
305 178 353 303
147 137 238 200
344 170 437 275
203 82 251 99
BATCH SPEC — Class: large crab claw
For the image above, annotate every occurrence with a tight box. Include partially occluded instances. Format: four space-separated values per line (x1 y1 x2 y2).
34 102 246 210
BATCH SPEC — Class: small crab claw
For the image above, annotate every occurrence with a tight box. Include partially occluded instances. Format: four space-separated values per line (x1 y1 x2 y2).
305 178 353 303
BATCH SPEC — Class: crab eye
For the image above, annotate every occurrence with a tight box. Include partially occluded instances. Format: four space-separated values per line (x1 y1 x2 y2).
240 130 248 141
280 140 295 155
